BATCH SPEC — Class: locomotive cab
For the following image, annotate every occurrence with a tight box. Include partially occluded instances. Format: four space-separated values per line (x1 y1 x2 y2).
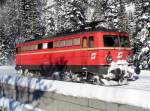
102 33 133 64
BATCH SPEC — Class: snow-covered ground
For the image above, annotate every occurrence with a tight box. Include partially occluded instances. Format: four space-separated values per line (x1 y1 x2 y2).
0 96 45 111
118 70 150 91
0 66 150 109
0 66 16 76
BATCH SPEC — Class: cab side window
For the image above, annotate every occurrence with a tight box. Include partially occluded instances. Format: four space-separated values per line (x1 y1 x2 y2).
89 36 94 48
48 42 53 48
16 47 21 54
38 43 43 50
43 43 48 49
82 37 87 48
103 35 119 47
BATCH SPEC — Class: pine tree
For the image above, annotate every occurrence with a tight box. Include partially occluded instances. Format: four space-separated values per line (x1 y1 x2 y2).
42 0 58 35
83 0 128 31
0 22 6 65
45 0 86 34
18 0 45 41
0 0 18 65
60 0 86 32
132 0 150 69
0 0 6 6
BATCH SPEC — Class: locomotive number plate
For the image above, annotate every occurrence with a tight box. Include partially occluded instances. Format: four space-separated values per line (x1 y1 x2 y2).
91 53 97 60
117 52 123 59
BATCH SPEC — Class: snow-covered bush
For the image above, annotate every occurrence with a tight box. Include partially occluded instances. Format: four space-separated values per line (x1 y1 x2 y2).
104 60 138 81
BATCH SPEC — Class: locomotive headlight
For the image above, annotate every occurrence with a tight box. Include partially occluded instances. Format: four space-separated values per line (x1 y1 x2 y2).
106 55 113 63
127 55 133 63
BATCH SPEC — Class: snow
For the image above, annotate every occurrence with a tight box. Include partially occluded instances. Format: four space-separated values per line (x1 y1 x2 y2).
0 96 45 111
46 0 54 7
0 66 150 109
141 47 149 54
141 13 149 19
125 3 135 16
0 66 16 76
105 60 137 81
86 7 95 22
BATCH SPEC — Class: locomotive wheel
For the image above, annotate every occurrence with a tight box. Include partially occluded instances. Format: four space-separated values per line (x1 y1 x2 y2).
51 72 61 80
35 71 42 77
63 72 73 82
16 69 24 75
118 79 128 85
135 67 141 75
91 75 101 85
24 69 29 76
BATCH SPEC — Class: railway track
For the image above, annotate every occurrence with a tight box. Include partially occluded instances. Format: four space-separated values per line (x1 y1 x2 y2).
15 60 140 86
15 70 132 86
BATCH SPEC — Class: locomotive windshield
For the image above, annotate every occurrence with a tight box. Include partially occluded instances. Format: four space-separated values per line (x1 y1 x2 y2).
120 36 130 47
103 35 130 47
103 35 119 47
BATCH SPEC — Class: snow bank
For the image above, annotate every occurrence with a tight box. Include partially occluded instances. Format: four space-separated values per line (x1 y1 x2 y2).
140 70 150 77
106 60 136 80
0 96 45 111
0 66 16 76
0 66 150 109
0 75 150 109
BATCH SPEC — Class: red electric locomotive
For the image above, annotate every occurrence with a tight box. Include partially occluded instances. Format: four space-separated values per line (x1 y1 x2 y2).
16 29 133 77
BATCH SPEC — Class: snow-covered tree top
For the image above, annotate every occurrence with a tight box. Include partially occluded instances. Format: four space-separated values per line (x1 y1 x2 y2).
125 3 135 17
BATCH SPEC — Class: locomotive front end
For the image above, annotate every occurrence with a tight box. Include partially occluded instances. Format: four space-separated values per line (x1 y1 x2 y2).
100 32 140 84
103 33 133 64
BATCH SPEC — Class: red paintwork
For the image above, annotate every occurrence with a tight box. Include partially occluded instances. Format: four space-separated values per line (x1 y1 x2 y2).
16 31 132 67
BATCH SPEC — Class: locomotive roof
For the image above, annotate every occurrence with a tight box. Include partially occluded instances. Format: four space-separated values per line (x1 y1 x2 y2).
21 28 127 44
